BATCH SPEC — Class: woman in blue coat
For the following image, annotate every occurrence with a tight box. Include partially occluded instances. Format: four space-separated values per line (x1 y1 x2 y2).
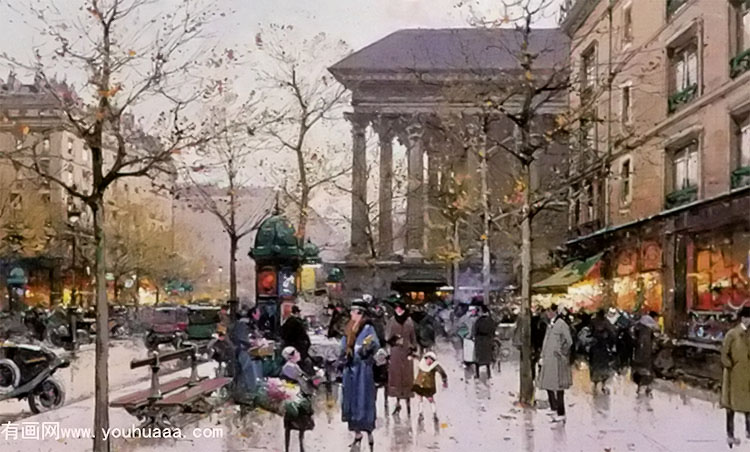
340 300 380 451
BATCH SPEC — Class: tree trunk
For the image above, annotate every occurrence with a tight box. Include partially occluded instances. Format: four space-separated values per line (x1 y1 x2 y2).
297 188 309 241
480 150 491 303
453 221 460 297
519 162 534 405
91 198 110 452
229 234 238 301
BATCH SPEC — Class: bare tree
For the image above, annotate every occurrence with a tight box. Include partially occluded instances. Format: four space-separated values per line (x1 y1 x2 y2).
0 1 224 449
181 101 275 302
257 27 352 239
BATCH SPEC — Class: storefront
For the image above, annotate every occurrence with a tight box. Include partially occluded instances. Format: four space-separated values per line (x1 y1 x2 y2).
682 227 750 342
532 253 603 312
611 241 664 314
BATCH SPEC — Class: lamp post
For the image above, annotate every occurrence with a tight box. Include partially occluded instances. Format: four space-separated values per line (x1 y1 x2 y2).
67 207 81 353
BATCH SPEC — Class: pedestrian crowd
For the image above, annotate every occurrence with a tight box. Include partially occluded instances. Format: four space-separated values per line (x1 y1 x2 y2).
223 294 750 450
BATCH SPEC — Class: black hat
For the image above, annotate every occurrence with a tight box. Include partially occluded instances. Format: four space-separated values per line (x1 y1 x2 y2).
470 296 484 307
739 306 750 319
291 305 301 314
351 299 368 311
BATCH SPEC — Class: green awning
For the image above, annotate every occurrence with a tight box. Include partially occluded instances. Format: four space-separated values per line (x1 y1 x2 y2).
533 253 603 293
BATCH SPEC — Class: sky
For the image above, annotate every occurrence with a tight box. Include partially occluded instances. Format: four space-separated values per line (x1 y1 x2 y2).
0 0 563 236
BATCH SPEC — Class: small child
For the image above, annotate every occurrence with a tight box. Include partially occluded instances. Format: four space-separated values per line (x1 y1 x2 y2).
412 351 448 422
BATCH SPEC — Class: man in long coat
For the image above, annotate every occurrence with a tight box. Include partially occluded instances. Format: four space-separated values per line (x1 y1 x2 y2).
589 309 617 394
472 304 496 378
631 311 660 395
386 300 417 416
721 306 750 447
539 304 573 423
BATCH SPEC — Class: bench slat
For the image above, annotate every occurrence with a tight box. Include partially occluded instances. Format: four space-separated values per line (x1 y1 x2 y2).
155 377 231 406
110 377 192 407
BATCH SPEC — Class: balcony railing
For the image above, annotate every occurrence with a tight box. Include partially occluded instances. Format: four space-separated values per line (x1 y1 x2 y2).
665 186 698 209
731 166 750 189
667 83 698 114
667 0 688 17
730 48 750 79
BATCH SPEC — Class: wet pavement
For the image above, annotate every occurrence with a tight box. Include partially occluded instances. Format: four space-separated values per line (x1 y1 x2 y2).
0 340 735 451
0 339 188 423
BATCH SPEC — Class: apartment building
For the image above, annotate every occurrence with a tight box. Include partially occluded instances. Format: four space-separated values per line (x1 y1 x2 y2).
559 0 750 339
0 73 175 307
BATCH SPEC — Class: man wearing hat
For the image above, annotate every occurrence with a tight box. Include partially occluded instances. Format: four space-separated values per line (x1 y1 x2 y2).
539 304 573 424
721 306 750 447
281 305 312 372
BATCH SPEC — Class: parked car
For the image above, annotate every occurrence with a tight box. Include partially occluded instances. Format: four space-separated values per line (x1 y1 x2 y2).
0 341 70 413
144 306 188 351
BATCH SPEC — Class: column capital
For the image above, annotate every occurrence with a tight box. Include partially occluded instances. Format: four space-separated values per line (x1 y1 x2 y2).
344 112 371 131
396 114 429 146
371 115 398 141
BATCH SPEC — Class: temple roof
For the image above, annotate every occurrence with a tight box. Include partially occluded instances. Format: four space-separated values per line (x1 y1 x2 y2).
329 28 569 76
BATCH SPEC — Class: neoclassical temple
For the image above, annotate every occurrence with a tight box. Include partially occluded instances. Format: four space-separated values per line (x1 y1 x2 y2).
328 28 570 298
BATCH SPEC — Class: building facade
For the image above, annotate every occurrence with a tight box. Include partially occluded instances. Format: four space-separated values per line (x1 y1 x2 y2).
561 0 750 341
0 73 175 308
330 28 570 300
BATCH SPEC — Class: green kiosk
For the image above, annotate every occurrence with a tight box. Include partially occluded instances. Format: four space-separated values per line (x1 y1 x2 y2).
249 213 320 336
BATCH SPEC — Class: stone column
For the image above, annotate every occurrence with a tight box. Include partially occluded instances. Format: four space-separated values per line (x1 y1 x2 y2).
347 113 370 257
372 117 395 259
403 118 425 260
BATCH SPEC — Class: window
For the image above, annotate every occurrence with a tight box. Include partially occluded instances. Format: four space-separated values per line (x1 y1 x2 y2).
671 43 698 94
736 0 750 54
620 158 632 204
671 142 699 191
39 158 50 175
10 192 22 210
64 163 74 185
621 85 632 125
622 5 633 45
581 45 597 95
734 113 750 168
42 138 50 153
67 139 74 156
668 39 699 113
585 183 595 222
40 191 51 205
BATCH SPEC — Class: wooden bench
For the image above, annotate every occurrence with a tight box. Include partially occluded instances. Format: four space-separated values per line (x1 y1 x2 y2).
110 343 221 428
155 377 231 414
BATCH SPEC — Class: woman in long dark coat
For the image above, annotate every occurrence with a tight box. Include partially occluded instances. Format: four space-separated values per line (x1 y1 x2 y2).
472 305 496 378
340 301 380 451
589 309 616 394
386 301 417 416
631 312 660 396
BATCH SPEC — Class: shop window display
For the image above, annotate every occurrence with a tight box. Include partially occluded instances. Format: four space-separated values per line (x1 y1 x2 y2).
686 230 750 342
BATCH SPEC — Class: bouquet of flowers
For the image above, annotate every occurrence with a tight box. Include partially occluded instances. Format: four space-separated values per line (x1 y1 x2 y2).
252 378 310 417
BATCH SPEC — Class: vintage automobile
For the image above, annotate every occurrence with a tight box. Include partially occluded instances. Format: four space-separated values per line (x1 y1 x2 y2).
0 341 70 413
144 306 188 351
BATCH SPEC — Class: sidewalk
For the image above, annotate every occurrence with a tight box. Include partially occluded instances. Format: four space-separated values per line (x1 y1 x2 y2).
0 342 734 452
0 362 217 452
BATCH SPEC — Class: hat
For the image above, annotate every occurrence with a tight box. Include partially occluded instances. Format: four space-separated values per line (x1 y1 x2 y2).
282 346 297 360
470 296 484 306
351 299 368 311
423 351 437 361
291 305 301 314
739 306 750 319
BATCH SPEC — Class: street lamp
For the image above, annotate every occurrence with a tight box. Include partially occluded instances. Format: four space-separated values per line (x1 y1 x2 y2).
66 207 81 353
